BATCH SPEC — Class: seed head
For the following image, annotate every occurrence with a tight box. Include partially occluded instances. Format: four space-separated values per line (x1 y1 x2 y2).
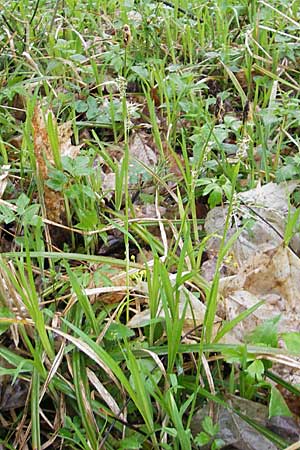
242 100 253 125
123 24 132 47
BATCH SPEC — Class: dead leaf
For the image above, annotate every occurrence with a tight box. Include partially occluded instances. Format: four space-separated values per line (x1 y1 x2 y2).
8 135 23 150
58 121 82 159
129 130 157 166
162 141 184 177
204 181 300 266
203 181 300 350
0 260 28 319
191 396 279 450
99 131 159 201
84 266 131 304
101 172 115 200
240 180 298 210
32 103 82 223
266 416 300 443
87 368 125 420
217 244 300 344
0 378 28 411
32 104 52 180
133 204 166 219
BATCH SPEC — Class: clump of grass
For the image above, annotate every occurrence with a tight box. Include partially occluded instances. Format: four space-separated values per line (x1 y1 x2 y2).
0 0 300 449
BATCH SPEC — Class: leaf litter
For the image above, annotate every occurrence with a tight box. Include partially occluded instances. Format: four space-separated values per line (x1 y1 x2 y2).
202 181 300 401
128 277 222 336
101 129 159 199
203 181 300 338
1 3 300 447
191 394 300 450
126 177 300 429
32 103 82 224
127 182 300 340
1 97 297 450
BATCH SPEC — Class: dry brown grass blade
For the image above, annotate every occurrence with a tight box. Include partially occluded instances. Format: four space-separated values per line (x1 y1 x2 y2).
32 103 82 225
0 261 26 315
87 368 125 420
47 326 122 390
0 165 10 198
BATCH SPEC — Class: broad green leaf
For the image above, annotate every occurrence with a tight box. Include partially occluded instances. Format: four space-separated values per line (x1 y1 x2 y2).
246 360 265 381
105 322 135 341
281 332 300 353
269 386 292 418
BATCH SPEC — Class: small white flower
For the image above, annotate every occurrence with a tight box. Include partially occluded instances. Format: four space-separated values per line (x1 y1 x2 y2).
237 135 250 161
116 76 127 98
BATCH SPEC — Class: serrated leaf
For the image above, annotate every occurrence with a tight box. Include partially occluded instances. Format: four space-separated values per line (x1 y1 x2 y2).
194 431 211 446
16 193 30 215
246 315 280 348
46 169 68 191
202 415 219 436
